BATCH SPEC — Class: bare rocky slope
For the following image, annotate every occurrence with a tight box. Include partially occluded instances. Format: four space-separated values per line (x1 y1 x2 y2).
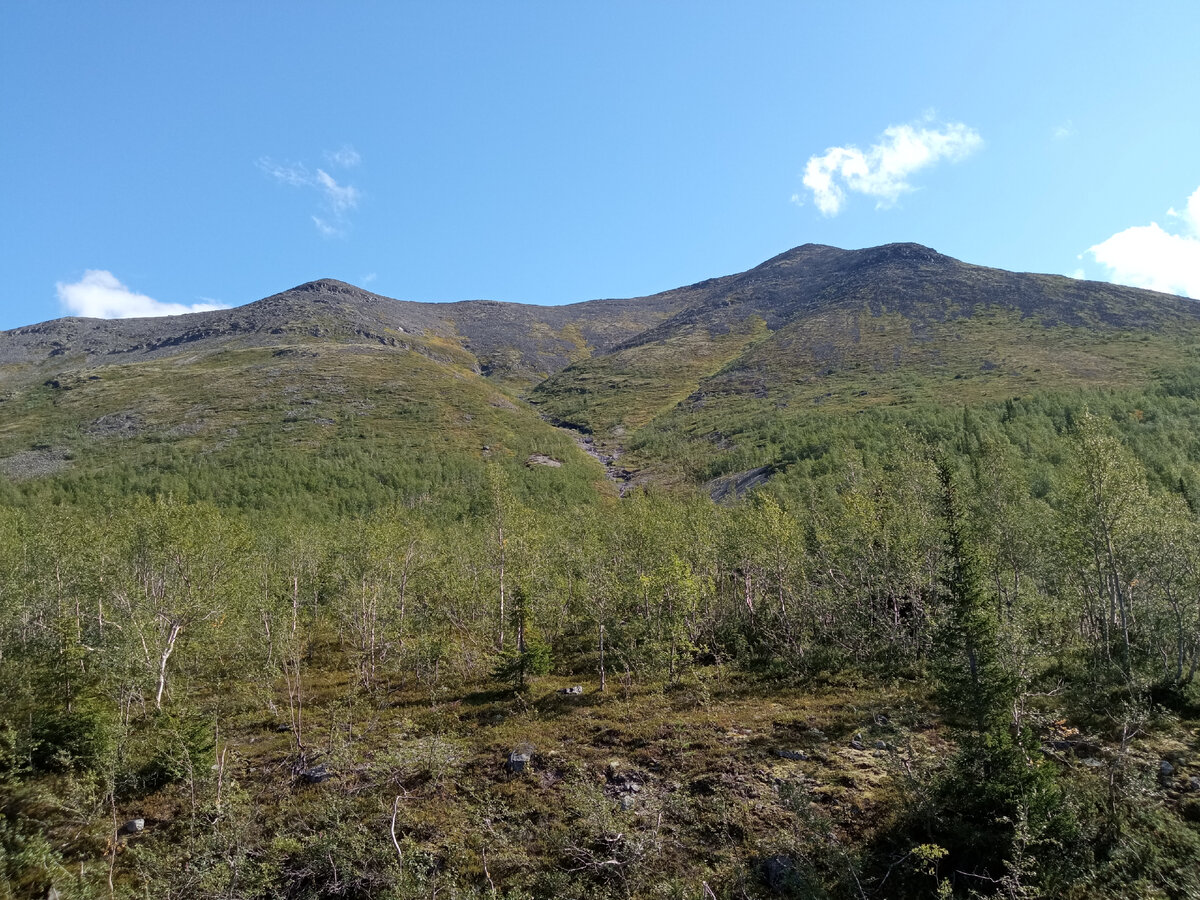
0 278 686 385
6 243 1195 388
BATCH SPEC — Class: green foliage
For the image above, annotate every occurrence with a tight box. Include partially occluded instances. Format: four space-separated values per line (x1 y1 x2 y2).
27 699 117 774
0 809 61 900
1073 790 1200 899
934 460 1017 731
10 357 1200 896
492 630 553 691
133 709 216 794
872 728 1080 898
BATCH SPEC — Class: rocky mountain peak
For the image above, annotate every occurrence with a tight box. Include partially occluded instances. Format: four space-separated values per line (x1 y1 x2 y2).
852 242 947 267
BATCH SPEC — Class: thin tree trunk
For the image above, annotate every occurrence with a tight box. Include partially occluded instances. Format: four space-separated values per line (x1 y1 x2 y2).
283 653 304 750
390 795 404 868
1104 529 1131 676
291 575 299 636
497 520 506 651
398 540 415 650
262 609 273 668
599 623 606 692
155 622 182 710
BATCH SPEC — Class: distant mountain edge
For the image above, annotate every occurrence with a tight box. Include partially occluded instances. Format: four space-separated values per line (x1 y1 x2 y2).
3 244 1196 385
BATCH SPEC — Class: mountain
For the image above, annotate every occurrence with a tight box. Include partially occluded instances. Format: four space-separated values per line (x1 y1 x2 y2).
530 243 1200 484
0 278 683 383
2 244 1198 507
0 278 694 511
9 245 1200 899
532 242 1200 430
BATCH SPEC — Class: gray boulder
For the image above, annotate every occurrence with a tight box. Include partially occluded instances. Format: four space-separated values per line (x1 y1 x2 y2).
302 764 331 784
507 744 535 774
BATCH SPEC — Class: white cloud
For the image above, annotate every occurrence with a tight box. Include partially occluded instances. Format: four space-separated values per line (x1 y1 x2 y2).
1086 186 1200 299
257 159 311 186
311 216 339 237
326 145 361 168
258 150 363 236
314 169 360 214
57 271 228 319
801 118 983 216
1053 120 1075 141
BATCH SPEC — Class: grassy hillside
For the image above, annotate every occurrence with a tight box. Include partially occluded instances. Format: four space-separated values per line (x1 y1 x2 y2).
7 246 1200 898
531 244 1200 486
8 244 1200 505
0 339 610 518
530 314 772 434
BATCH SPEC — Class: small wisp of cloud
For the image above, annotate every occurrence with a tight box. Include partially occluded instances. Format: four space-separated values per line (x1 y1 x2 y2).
311 216 340 237
1086 185 1200 299
1053 120 1076 141
314 168 360 213
256 159 311 187
800 117 982 216
258 146 362 237
325 145 361 168
57 271 228 319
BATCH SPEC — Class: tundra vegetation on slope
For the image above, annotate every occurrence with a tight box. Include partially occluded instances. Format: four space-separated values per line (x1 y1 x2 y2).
5 245 1200 898
5 387 1200 898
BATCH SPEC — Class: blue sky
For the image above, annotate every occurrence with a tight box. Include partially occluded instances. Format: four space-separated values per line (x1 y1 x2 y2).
2 2 1199 329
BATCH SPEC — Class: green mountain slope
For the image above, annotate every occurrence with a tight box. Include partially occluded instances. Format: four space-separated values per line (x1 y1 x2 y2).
4 244 1200 509
0 342 609 517
10 246 1200 899
0 279 687 515
530 243 1200 483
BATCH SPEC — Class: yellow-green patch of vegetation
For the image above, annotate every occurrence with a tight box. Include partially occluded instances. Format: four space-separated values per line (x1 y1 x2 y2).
532 316 770 434
0 341 612 516
618 306 1200 484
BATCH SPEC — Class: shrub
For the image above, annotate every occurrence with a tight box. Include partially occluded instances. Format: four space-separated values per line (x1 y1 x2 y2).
28 699 116 773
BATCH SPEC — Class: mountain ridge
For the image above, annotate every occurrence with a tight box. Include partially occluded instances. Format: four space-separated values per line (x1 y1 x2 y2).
0 275 687 383
4 242 1200 497
7 243 1196 368
527 243 1200 455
